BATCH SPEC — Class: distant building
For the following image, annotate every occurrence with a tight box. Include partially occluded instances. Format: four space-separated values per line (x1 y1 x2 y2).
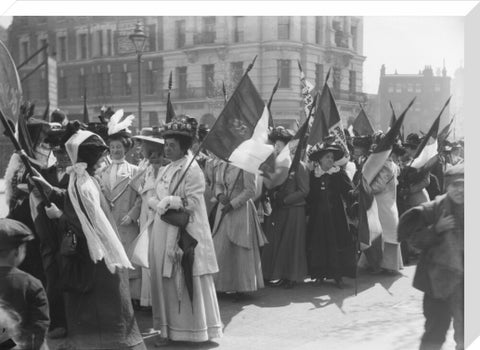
8 16 367 131
450 66 463 140
377 65 451 135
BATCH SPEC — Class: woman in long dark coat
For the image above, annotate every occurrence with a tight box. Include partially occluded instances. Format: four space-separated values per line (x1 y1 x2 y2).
261 127 308 288
32 122 145 350
306 141 357 287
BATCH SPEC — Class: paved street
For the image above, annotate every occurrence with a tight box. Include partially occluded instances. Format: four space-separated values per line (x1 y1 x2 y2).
0 189 455 350
49 265 454 350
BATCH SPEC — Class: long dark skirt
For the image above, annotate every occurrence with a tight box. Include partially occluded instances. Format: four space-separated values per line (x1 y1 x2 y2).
306 207 356 280
261 205 308 282
64 260 145 350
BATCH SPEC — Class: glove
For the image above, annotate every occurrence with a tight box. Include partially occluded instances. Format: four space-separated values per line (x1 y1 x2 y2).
221 203 234 214
147 197 159 210
217 193 230 206
169 196 183 210
45 203 63 219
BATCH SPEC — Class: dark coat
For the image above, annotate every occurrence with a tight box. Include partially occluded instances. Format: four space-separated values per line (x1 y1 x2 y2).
398 194 463 300
0 267 49 349
48 182 145 350
306 168 357 279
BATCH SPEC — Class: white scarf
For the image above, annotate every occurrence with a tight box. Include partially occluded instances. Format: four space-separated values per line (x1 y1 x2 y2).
67 162 133 273
313 163 340 178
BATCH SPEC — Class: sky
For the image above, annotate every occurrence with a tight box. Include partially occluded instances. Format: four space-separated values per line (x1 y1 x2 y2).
0 15 465 94
363 16 464 94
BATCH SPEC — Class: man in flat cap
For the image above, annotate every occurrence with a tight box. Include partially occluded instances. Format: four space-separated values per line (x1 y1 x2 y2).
0 218 50 349
398 163 464 350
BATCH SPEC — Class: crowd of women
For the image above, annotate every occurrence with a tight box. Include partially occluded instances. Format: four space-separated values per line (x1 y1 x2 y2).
1 105 464 349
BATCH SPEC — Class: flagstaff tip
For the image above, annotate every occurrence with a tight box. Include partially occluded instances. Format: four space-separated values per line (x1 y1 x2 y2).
297 60 303 72
246 55 258 73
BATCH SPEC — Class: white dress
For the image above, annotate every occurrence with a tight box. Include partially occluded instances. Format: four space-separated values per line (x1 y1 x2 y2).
149 155 223 341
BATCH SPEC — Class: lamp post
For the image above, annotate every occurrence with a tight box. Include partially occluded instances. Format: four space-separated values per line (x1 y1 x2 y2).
129 21 148 131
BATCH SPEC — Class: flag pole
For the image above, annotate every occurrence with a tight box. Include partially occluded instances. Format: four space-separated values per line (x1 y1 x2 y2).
0 110 51 205
222 81 227 106
267 79 280 111
170 56 259 195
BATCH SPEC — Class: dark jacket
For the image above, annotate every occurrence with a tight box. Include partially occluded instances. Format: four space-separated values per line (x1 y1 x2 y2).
306 168 356 279
0 267 50 349
398 194 463 299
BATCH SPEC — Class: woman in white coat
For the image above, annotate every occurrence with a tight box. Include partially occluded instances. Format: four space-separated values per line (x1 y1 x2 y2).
98 110 142 304
147 117 222 346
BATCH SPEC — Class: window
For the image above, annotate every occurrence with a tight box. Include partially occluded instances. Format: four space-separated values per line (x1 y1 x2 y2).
20 40 29 63
315 64 324 89
231 61 243 85
415 83 421 93
177 66 187 98
79 33 88 59
388 85 394 93
434 83 441 92
278 17 290 40
278 60 291 88
148 24 156 51
107 29 113 56
96 30 103 57
333 67 341 92
233 16 244 43
146 67 156 95
176 20 186 48
195 17 216 44
203 16 216 33
123 71 132 96
349 70 356 93
351 25 358 50
39 38 48 62
58 36 67 62
407 83 413 92
395 83 402 93
204 64 215 97
149 112 158 126
315 17 322 44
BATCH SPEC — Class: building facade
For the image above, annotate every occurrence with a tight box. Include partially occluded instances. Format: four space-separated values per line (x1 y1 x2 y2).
377 65 451 135
8 16 366 130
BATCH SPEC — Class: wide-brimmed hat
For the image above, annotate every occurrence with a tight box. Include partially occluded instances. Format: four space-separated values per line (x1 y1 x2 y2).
133 126 165 145
162 116 197 139
308 140 345 162
268 126 295 144
404 133 422 148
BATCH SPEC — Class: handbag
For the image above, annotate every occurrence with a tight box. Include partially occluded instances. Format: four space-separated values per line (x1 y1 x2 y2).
60 229 78 256
161 208 190 229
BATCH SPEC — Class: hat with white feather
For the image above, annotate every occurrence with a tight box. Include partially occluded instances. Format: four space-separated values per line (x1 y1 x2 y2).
107 109 135 150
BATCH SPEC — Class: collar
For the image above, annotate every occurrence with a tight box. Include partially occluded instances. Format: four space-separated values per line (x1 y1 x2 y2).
111 158 126 165
314 164 340 178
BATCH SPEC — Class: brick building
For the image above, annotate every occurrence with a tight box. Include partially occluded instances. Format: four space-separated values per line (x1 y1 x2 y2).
377 64 451 135
7 16 367 132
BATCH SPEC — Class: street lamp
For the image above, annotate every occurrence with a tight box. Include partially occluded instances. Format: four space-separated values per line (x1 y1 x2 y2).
129 21 148 131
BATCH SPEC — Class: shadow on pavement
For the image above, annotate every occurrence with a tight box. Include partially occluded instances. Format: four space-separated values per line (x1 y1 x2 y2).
217 269 405 327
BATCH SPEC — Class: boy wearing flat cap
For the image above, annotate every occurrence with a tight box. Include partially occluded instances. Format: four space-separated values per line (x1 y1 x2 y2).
398 163 464 350
0 218 50 350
